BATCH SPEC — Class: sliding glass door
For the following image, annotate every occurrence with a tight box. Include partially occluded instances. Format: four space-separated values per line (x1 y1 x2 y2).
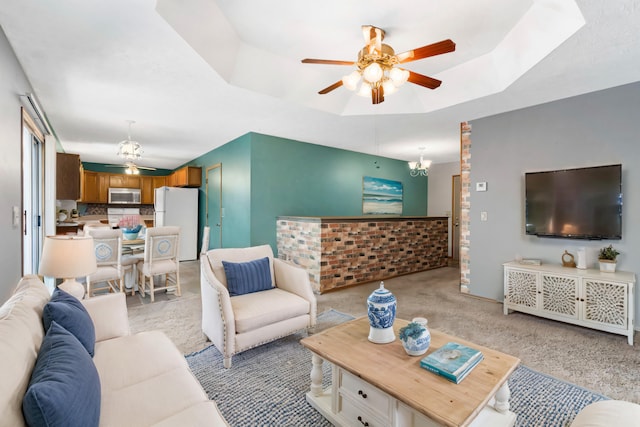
22 112 45 275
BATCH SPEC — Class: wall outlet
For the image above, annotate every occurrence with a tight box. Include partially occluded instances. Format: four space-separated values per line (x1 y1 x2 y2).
481 211 488 221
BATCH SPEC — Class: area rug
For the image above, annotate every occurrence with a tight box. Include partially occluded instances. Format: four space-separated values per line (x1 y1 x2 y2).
186 310 608 427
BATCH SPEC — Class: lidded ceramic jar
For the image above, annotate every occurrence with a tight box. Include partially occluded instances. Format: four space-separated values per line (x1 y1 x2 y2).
367 282 397 343
398 317 431 356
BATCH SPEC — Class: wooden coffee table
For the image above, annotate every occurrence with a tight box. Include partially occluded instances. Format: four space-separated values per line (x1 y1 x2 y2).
300 317 520 427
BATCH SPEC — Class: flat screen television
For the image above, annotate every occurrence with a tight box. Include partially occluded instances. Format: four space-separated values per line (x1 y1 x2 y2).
525 164 622 240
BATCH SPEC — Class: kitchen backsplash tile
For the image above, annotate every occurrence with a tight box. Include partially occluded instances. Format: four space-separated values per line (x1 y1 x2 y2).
80 203 154 216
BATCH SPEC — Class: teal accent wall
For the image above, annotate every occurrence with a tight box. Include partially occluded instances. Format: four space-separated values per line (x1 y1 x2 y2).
82 162 172 176
187 132 428 253
187 134 252 249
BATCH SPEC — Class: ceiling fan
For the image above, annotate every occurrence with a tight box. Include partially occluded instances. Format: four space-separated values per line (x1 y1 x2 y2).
105 161 156 175
301 25 455 104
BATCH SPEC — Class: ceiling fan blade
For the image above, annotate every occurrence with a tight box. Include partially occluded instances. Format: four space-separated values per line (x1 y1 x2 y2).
302 58 355 66
396 39 456 63
136 166 157 171
407 71 442 89
363 25 374 44
372 86 385 104
319 80 344 94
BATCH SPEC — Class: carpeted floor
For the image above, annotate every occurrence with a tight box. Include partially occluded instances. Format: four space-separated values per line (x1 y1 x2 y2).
127 261 639 404
185 310 608 427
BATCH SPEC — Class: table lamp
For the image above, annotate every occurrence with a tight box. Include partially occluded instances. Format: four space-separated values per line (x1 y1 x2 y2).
39 235 97 299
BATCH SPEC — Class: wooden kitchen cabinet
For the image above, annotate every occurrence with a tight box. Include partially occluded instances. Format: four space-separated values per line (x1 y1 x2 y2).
170 166 201 188
81 171 109 203
140 176 167 205
56 153 81 200
141 176 153 204
109 174 140 189
140 176 166 204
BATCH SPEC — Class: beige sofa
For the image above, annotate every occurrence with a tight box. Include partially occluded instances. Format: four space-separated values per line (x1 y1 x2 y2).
200 243 316 368
0 275 228 427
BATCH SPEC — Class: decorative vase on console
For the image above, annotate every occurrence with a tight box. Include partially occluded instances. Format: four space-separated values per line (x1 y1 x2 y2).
367 282 396 344
398 317 431 356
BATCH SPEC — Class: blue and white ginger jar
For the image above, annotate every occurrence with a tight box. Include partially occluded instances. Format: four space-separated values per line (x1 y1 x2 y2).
367 282 396 343
399 317 431 356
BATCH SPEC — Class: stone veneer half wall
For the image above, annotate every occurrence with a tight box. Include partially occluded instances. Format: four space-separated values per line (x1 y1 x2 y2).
460 122 472 293
277 216 448 293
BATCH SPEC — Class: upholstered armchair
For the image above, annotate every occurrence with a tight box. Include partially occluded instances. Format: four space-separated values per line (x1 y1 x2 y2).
200 227 316 368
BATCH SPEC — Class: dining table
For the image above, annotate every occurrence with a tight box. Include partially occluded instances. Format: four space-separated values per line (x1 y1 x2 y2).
122 238 145 291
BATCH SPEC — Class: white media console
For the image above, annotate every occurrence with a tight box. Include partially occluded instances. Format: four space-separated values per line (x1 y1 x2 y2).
503 261 635 345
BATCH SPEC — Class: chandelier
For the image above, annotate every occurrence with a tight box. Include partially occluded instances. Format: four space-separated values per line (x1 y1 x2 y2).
117 120 143 161
340 28 410 101
408 150 432 177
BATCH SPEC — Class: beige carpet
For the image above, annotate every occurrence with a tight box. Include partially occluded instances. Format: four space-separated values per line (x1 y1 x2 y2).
127 261 639 403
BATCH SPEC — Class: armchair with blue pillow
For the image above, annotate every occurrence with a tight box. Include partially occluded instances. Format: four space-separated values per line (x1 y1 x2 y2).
200 227 317 368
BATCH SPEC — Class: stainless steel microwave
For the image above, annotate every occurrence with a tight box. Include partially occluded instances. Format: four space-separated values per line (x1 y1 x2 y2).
108 187 141 204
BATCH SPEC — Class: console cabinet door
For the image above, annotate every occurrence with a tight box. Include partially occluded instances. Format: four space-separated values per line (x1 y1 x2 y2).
581 279 628 329
540 273 579 319
504 268 539 312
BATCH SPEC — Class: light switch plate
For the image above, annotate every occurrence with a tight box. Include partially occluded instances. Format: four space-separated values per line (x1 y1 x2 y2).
12 206 20 227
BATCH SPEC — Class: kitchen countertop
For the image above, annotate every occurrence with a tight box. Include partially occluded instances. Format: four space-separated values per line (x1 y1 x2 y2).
56 215 154 227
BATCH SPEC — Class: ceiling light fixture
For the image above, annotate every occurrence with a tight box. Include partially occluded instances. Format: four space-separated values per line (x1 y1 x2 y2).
342 27 410 101
408 148 432 177
117 120 143 161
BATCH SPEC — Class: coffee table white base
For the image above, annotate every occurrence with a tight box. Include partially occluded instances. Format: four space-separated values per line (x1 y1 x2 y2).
306 354 516 427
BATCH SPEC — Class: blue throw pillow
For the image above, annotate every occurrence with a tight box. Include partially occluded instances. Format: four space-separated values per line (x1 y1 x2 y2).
23 321 101 427
222 257 273 296
43 288 96 357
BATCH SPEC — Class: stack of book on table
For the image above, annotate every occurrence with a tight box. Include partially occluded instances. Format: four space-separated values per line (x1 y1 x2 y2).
420 342 484 384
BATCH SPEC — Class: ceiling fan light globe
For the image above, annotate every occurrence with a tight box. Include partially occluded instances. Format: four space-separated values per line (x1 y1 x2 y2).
357 82 371 97
389 67 409 86
342 70 361 91
382 79 397 95
363 62 383 83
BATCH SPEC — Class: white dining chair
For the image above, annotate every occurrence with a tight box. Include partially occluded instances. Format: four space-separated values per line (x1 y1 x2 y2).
137 226 181 302
84 228 124 297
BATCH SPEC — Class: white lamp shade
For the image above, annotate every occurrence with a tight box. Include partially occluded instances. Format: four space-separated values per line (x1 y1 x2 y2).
39 236 97 279
408 161 418 169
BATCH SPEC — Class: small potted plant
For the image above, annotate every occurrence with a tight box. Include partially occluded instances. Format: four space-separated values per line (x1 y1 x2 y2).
598 244 619 273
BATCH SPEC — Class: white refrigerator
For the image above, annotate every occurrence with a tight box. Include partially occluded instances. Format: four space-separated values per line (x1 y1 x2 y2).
154 186 198 261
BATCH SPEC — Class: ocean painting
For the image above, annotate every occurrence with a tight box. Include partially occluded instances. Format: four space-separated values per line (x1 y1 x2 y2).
362 176 403 215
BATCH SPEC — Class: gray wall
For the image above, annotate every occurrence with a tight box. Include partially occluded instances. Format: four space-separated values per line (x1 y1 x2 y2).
0 27 36 302
469 81 640 324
